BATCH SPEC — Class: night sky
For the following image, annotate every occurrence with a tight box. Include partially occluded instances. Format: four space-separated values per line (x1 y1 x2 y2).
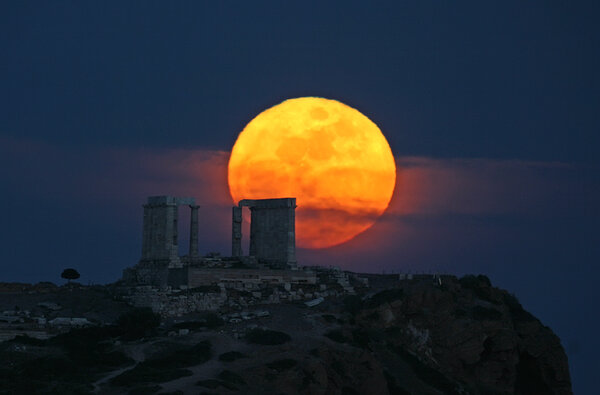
1 2 599 392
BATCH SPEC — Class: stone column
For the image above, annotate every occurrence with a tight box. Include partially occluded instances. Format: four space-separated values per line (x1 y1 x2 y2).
189 205 200 257
239 198 296 268
168 203 179 260
232 206 242 256
286 200 297 268
141 204 152 260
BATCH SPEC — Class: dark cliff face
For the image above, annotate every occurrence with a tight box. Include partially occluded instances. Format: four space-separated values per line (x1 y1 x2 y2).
217 275 572 395
0 276 572 394
341 275 573 395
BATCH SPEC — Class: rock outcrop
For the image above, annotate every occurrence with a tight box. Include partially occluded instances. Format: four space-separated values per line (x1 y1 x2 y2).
0 274 572 394
347 274 572 394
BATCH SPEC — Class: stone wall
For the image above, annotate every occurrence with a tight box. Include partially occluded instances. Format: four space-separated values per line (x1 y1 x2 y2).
123 260 170 288
188 267 316 288
125 286 228 317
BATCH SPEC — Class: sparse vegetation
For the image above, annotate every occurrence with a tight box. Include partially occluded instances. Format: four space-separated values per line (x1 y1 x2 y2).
351 328 371 349
10 334 46 346
245 328 291 345
127 384 161 394
111 366 193 387
1 325 134 393
331 358 348 378
0 273 565 394
343 288 405 316
365 288 404 308
196 378 225 389
116 307 161 340
343 295 363 315
217 369 246 386
325 329 349 343
219 351 246 362
172 312 223 330
322 314 337 323
266 358 297 372
110 341 211 387
325 328 372 349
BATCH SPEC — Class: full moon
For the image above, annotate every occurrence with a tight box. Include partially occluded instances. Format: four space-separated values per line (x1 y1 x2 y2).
228 97 396 249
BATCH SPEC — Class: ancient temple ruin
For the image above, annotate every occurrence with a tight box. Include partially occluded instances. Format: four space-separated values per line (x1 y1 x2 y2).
123 195 302 288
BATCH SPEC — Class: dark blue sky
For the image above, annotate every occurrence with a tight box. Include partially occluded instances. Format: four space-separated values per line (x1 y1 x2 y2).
1 2 599 392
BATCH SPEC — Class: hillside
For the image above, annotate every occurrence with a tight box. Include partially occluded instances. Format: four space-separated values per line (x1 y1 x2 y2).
0 274 571 394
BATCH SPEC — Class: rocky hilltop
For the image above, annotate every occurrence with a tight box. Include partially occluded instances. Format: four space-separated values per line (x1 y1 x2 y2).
0 274 571 394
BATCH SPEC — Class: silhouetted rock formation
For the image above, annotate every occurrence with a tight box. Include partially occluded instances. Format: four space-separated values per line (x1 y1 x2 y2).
0 274 571 394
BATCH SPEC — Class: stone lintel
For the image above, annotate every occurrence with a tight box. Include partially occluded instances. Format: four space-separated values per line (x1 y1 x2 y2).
239 197 296 209
175 197 196 205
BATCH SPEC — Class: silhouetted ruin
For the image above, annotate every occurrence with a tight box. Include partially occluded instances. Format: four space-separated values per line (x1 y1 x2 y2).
123 196 307 289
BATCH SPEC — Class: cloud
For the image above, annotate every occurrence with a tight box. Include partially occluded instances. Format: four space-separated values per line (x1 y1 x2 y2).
391 156 580 217
1 136 596 280
0 135 232 210
298 156 598 272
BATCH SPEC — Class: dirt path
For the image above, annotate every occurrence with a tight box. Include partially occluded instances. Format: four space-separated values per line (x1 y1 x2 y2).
92 341 150 393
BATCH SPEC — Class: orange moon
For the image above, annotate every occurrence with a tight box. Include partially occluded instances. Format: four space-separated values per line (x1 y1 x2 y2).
228 97 396 249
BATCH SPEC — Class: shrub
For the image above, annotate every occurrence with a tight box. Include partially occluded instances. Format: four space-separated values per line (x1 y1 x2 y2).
128 385 161 394
365 311 380 321
266 358 297 372
321 314 337 323
331 359 347 378
143 341 211 369
110 341 211 387
49 327 133 369
172 313 223 331
219 351 246 362
11 335 46 346
217 370 246 386
324 329 349 343
116 307 161 340
245 329 291 345
366 288 405 308
111 366 192 386
203 312 225 328
351 328 371 349
196 379 223 389
342 295 363 315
